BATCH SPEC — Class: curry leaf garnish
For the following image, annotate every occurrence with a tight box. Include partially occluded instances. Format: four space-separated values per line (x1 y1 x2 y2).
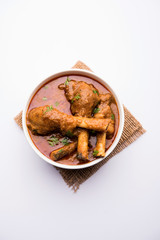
93 150 99 157
66 130 73 138
43 105 53 114
65 77 71 86
61 137 69 146
93 108 100 114
93 90 99 96
47 136 59 146
111 114 115 120
55 101 59 107
42 97 47 101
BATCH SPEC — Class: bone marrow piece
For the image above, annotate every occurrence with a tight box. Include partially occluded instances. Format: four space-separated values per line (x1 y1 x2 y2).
27 74 119 166
50 141 77 161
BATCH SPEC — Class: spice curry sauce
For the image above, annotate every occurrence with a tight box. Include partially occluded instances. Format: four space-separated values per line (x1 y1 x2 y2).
27 75 119 165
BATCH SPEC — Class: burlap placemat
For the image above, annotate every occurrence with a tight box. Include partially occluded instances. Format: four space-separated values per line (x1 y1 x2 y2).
14 61 146 192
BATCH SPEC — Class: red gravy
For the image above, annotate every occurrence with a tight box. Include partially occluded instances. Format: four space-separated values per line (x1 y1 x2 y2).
27 75 119 165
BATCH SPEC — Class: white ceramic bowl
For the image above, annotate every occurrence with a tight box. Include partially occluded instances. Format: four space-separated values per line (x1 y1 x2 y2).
23 69 124 169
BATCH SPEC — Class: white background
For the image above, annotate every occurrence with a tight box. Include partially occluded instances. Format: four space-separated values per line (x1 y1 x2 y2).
0 0 160 239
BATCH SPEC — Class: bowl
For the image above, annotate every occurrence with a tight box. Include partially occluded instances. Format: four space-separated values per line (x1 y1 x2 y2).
22 69 124 169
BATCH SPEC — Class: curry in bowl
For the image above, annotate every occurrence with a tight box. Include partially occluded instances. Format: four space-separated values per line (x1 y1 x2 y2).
26 74 119 166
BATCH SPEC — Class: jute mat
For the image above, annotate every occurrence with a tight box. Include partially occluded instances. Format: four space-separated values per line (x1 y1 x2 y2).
14 61 146 192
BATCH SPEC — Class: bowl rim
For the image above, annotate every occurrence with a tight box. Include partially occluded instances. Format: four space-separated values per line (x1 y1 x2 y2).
22 69 124 169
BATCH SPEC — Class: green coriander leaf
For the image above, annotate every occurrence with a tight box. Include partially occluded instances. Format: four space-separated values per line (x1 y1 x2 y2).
111 114 115 120
48 141 54 146
65 81 69 86
58 149 63 153
66 130 73 138
55 101 59 107
61 138 69 145
65 76 71 86
93 90 99 95
49 137 58 142
93 108 100 114
43 108 48 114
44 85 48 89
71 94 80 103
42 97 47 101
43 105 53 114
93 150 99 157
47 136 59 146
74 94 81 100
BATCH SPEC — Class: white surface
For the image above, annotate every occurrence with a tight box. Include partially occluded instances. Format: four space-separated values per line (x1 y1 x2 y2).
0 0 160 239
